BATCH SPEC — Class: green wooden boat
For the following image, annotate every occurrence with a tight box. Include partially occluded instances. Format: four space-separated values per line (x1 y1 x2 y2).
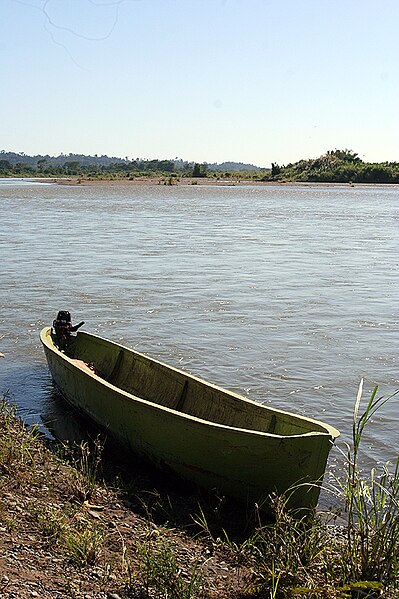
40 326 339 511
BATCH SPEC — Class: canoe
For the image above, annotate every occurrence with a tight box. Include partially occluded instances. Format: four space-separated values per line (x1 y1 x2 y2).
40 326 339 511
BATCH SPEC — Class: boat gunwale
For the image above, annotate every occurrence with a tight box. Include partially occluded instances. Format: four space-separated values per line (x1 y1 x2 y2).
40 327 340 441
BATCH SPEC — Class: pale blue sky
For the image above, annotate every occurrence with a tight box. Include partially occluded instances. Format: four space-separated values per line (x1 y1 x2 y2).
1 0 398 166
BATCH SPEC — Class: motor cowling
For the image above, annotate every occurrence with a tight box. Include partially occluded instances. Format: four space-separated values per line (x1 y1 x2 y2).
52 311 84 350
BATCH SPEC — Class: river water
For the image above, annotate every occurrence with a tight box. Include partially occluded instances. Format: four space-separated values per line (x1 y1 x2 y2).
0 179 398 472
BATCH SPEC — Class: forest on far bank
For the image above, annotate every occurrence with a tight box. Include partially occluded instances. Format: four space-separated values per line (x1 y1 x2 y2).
1 149 399 183
0 151 264 180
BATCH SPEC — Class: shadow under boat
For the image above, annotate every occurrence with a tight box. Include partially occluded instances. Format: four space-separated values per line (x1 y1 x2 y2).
41 381 253 534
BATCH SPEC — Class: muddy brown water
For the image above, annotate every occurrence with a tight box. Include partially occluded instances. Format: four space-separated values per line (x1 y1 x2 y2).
1 179 398 492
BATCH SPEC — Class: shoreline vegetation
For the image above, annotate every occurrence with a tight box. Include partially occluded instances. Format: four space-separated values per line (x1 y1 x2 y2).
1 384 399 598
2 149 399 185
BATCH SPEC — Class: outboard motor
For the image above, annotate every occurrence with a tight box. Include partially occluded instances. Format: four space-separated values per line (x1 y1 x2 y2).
52 311 84 351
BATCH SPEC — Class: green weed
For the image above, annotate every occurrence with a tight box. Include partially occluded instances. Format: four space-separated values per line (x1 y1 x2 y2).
0 393 40 471
61 435 104 501
134 534 205 598
252 381 399 597
63 520 105 567
339 380 399 585
36 504 70 544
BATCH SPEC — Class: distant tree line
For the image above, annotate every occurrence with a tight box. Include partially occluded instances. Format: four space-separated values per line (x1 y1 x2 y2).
0 151 264 179
265 149 399 184
0 152 176 177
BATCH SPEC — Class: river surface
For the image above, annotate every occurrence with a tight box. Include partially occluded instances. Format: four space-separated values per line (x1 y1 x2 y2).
0 179 398 475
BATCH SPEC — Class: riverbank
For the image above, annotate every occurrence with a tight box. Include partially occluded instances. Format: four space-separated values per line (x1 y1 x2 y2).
1 389 398 598
0 396 254 598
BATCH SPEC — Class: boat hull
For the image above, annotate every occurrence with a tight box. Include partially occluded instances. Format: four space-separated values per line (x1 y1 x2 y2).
40 327 339 511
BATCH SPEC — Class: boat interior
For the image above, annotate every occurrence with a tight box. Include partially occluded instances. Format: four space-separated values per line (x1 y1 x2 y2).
63 331 331 437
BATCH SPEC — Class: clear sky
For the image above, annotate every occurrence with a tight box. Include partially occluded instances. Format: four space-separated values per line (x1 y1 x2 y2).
1 0 399 167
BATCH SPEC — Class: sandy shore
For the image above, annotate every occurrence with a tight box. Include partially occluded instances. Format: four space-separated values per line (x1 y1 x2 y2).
36 176 372 188
38 176 270 187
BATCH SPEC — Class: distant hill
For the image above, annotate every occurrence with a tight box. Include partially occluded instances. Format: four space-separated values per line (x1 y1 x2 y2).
206 161 264 172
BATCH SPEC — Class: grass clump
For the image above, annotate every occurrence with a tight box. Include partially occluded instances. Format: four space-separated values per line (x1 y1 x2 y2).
63 519 105 567
248 381 399 598
340 381 399 586
253 496 331 597
0 392 41 473
132 533 205 598
59 435 105 501
36 502 105 567
36 504 71 544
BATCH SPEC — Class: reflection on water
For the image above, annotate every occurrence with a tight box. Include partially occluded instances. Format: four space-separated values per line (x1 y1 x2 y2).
0 180 398 474
0 178 52 187
41 383 97 444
